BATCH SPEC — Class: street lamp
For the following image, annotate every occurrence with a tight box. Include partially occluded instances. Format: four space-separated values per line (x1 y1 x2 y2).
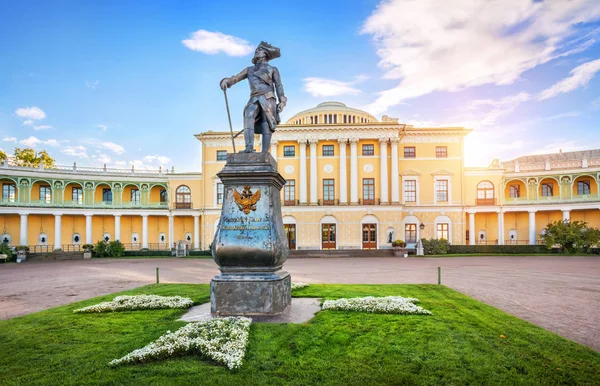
416 223 425 256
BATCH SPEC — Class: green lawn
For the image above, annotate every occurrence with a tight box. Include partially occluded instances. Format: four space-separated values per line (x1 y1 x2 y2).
1 284 598 385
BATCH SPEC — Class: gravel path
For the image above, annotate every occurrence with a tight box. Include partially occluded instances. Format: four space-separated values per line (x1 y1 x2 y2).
1 256 598 351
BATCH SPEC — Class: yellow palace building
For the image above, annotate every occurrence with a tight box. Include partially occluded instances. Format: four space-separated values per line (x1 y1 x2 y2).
1 101 600 252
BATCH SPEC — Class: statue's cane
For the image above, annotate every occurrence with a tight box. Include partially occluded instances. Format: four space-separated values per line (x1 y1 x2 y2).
223 89 237 153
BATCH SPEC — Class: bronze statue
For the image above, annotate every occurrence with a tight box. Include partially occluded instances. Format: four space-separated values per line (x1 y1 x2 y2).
220 41 287 153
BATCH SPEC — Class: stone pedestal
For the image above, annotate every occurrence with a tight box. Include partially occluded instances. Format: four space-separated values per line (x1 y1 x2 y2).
211 152 291 316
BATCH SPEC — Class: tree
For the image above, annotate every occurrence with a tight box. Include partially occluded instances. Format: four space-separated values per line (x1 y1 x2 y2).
541 220 600 253
0 149 6 164
13 148 55 168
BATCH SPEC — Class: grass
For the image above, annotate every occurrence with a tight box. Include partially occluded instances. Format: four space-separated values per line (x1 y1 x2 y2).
1 284 598 385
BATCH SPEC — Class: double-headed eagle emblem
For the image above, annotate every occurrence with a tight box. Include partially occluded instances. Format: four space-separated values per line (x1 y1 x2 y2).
233 185 261 214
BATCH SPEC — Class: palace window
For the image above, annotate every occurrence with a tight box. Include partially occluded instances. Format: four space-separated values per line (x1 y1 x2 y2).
362 144 374 156
405 224 417 243
436 146 447 158
216 150 227 161
404 180 416 202
435 180 448 202
217 183 224 204
323 179 335 205
176 185 191 208
404 146 416 158
283 146 295 157
131 189 140 204
160 189 167 203
103 188 112 203
3 184 16 202
577 180 591 195
363 178 375 204
322 145 335 156
72 187 83 204
476 181 494 204
284 179 295 205
39 185 51 203
437 223 449 240
509 185 520 198
541 183 553 197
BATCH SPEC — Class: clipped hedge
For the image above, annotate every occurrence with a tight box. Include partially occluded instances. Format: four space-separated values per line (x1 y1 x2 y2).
189 250 212 256
447 245 549 254
123 250 172 257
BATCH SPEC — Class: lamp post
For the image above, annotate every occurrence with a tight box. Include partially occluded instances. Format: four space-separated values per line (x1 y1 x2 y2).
416 223 425 256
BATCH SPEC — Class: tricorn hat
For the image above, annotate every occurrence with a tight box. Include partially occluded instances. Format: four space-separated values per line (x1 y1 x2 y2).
252 41 281 64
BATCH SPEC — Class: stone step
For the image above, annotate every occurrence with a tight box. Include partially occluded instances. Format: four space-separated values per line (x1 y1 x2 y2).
27 252 84 261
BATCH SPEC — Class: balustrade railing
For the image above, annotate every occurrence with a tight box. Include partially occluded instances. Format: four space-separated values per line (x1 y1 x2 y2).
0 199 169 209
1 160 173 175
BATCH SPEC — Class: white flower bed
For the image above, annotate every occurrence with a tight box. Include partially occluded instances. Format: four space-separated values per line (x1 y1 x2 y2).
74 295 194 313
291 282 309 290
109 317 252 370
322 296 432 315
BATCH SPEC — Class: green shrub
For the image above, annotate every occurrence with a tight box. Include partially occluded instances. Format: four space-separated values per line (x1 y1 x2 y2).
392 239 406 248
421 238 450 255
0 243 14 262
447 245 547 254
93 240 109 257
82 244 94 251
541 220 600 253
15 245 29 252
107 240 125 257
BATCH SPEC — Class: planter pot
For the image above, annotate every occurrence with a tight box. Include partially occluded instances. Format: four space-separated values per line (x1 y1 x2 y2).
392 248 407 257
83 251 92 259
16 251 27 263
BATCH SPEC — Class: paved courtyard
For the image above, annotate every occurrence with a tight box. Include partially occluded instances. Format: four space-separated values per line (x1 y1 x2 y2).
0 256 598 351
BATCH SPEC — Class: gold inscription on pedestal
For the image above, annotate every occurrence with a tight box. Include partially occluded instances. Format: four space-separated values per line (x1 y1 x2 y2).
233 185 261 214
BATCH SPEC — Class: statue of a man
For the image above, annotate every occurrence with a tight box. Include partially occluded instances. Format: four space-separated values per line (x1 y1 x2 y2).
220 41 287 153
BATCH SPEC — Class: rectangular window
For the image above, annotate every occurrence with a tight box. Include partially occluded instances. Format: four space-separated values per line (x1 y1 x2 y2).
40 186 51 203
509 185 520 198
323 179 335 204
363 178 375 204
577 180 591 195
216 150 227 161
437 223 449 240
284 180 295 205
160 189 167 203
217 183 224 204
362 144 374 156
131 189 140 204
405 224 417 243
435 180 448 202
541 183 553 197
404 180 416 202
72 187 83 204
103 188 112 203
3 184 16 202
322 145 335 156
436 146 447 158
404 146 416 158
283 146 295 157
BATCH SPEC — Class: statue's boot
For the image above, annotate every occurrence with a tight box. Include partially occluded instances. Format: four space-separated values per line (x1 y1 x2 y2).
242 127 255 153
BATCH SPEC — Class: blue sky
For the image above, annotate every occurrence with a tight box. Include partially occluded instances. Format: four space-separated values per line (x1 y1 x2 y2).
1 0 599 171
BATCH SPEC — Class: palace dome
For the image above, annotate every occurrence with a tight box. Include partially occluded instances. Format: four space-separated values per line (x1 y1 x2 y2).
286 101 378 125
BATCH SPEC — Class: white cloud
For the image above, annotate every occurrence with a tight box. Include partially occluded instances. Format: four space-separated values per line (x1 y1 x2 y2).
97 124 108 131
92 153 112 164
87 140 125 154
20 136 41 147
545 111 582 120
538 58 600 100
33 125 53 131
62 146 88 158
130 155 172 170
182 30 253 56
15 106 46 125
85 80 100 89
361 0 600 114
2 137 16 142
303 75 367 97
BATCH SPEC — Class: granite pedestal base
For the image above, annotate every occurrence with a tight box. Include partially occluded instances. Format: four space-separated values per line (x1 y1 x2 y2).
210 270 291 316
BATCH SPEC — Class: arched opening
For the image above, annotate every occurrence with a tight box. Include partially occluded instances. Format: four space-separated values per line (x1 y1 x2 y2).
476 181 495 205
401 215 420 248
283 216 297 250
150 184 167 207
361 214 379 249
176 185 191 209
95 183 112 205
1 178 18 203
320 215 338 250
31 180 52 205
573 175 597 197
64 182 83 205
539 178 558 198
504 179 526 201
434 215 452 243
1 233 12 245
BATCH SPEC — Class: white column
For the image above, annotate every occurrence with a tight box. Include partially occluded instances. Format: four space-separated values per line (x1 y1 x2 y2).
270 140 278 163
142 215 149 249
309 139 318 205
349 138 358 204
390 138 399 204
497 211 504 245
298 140 308 204
468 212 475 245
528 211 536 245
85 214 93 244
114 215 121 241
562 210 570 222
338 139 348 204
193 214 200 250
168 214 174 248
379 138 389 204
54 214 62 250
20 214 28 246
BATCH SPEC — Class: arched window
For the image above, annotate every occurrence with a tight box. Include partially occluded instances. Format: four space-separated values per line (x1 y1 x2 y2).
176 185 191 209
476 181 495 205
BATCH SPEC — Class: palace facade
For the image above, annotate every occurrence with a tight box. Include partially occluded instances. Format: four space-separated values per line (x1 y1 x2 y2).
1 101 599 252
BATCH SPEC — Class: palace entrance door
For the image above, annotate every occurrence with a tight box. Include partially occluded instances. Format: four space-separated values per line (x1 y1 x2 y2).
321 224 336 249
284 224 296 250
362 223 377 249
